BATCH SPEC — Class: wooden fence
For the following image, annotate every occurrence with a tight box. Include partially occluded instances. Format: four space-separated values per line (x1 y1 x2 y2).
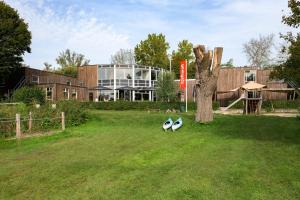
0 112 65 139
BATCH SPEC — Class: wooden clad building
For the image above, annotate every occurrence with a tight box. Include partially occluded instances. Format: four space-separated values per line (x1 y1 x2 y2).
24 68 88 101
176 67 289 104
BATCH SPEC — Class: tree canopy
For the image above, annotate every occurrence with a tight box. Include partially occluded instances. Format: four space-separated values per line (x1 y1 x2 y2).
156 71 177 102
0 1 31 83
111 49 135 65
134 33 169 69
243 34 274 68
55 49 90 77
271 0 300 83
171 40 195 79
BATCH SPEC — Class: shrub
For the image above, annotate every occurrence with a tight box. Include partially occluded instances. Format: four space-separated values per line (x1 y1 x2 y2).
56 100 88 126
12 86 45 105
84 101 220 111
0 101 88 137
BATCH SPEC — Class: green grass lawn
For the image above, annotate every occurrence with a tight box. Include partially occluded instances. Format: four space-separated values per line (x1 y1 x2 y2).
0 111 300 200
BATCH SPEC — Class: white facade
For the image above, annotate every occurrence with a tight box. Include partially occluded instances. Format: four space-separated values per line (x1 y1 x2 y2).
98 64 162 101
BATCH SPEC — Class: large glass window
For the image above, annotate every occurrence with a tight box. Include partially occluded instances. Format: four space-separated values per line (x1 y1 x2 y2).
135 68 149 80
99 68 114 80
151 70 157 80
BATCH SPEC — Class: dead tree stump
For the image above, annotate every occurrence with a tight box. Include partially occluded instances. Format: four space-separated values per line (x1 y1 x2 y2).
193 45 223 123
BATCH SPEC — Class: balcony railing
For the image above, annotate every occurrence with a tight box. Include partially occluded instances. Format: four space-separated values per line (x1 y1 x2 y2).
98 79 157 88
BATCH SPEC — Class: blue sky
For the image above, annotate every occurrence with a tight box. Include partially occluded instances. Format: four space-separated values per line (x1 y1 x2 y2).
4 0 295 69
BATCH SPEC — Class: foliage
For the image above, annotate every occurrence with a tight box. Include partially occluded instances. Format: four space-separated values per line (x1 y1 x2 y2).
271 1 300 83
0 111 300 199
111 49 135 65
156 72 177 102
57 100 88 126
134 33 170 69
85 101 220 111
12 86 45 105
0 101 88 137
243 34 275 68
221 58 234 68
282 0 300 28
171 40 195 79
55 49 90 77
43 62 53 72
0 2 31 85
227 99 300 110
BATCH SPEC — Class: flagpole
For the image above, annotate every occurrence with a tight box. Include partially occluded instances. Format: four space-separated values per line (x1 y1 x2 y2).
185 59 188 112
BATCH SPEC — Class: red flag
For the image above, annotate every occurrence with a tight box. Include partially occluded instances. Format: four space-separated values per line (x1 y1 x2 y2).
180 60 186 89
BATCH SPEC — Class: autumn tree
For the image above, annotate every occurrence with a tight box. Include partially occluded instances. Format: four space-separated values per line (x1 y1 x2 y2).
243 34 274 68
134 33 169 69
193 45 223 123
171 40 195 79
55 49 90 77
0 1 31 84
111 49 135 65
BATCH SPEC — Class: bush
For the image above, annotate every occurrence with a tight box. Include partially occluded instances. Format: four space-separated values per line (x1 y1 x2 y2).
84 101 220 111
12 86 45 105
57 100 88 126
0 101 88 138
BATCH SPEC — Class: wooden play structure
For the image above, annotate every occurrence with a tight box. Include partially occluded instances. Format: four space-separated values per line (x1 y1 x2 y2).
222 81 266 115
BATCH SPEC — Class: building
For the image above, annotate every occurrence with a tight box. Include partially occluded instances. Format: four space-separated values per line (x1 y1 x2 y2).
78 64 163 101
176 67 295 106
2 67 88 101
2 65 296 103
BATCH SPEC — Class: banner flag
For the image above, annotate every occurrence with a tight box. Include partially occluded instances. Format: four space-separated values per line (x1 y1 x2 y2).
180 60 186 89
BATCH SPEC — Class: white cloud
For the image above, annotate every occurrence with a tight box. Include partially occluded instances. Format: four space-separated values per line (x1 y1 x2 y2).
4 0 131 69
3 0 296 68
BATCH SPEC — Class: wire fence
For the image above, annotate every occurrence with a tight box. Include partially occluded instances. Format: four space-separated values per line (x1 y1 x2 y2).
0 112 65 139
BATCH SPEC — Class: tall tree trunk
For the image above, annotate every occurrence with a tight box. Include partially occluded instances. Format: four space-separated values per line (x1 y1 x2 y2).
193 45 223 123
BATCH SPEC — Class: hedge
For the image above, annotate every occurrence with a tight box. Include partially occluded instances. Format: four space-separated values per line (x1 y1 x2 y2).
226 100 300 110
84 101 220 111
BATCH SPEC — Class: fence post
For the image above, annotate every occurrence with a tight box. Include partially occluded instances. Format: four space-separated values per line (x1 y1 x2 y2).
28 112 32 132
16 113 21 139
61 112 65 131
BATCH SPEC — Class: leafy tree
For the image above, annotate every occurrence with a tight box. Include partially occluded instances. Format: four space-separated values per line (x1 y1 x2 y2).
221 58 234 68
243 34 274 68
271 0 300 83
43 62 53 72
134 33 169 69
282 0 300 28
111 49 135 65
171 40 195 79
0 1 31 83
55 49 90 77
12 86 45 105
156 72 176 102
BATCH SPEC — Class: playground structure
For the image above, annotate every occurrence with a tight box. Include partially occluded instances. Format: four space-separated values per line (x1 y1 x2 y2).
222 81 266 115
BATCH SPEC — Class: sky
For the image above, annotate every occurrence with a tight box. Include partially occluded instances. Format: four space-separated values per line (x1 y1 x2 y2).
4 0 296 69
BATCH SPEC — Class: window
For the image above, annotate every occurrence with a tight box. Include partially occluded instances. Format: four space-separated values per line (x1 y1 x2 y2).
46 88 53 100
63 88 69 100
32 75 39 84
71 89 77 99
244 70 256 83
66 80 71 86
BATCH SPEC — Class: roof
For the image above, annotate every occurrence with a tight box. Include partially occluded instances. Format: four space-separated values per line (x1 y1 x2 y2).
241 81 266 90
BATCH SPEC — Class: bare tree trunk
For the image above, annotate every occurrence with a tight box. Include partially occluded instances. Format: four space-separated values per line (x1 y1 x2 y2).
193 45 223 123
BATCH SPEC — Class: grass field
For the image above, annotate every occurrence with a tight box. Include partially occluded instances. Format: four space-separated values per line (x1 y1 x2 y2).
0 111 300 199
